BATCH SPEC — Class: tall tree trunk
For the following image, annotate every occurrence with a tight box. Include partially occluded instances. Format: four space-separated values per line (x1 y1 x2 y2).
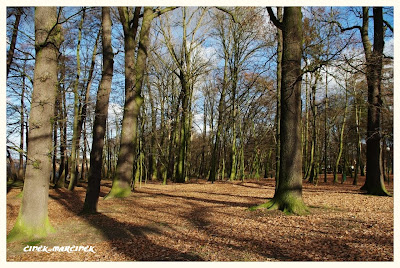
342 148 347 183
209 55 228 182
77 27 101 183
108 7 153 197
107 7 141 197
229 73 238 181
167 85 181 182
148 77 158 181
8 7 62 241
353 95 362 185
334 78 348 184
81 120 88 182
200 98 207 178
324 69 328 183
52 98 58 184
253 7 307 215
308 72 320 184
238 116 245 181
361 7 389 196
82 7 114 213
275 6 283 189
176 9 192 183
303 73 309 179
19 58 27 181
68 9 85 191
56 56 67 188
176 74 190 183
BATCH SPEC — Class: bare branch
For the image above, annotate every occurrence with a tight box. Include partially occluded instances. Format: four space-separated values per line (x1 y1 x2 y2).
266 7 283 30
339 25 362 32
383 19 393 33
215 7 238 23
151 6 179 19
139 6 179 19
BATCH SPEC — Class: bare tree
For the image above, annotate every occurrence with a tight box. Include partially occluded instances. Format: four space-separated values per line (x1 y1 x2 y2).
82 7 114 213
253 7 308 214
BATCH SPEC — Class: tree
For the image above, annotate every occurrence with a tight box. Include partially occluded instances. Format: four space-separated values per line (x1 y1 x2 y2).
208 11 231 182
333 73 349 184
108 7 177 198
362 7 390 196
336 7 391 195
252 7 308 215
8 7 63 241
205 7 265 182
68 8 85 191
81 7 113 213
106 7 141 198
157 7 208 183
306 71 321 184
55 55 68 188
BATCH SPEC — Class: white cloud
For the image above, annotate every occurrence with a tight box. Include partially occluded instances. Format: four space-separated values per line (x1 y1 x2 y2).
384 38 394 58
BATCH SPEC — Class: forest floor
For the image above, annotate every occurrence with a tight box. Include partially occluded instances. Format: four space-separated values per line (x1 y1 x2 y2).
6 175 393 261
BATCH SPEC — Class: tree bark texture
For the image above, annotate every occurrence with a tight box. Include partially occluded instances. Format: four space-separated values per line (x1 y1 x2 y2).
8 7 62 241
252 7 308 215
108 7 152 197
82 7 114 213
362 7 389 196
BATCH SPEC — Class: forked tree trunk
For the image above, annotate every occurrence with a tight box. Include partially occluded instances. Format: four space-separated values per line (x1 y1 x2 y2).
8 7 62 241
108 7 153 198
107 7 140 198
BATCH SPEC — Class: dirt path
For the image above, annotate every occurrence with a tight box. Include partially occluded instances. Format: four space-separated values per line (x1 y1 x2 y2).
6 177 393 261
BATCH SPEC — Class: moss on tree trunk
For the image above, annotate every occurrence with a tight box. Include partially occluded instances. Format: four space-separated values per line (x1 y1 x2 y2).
252 7 308 215
8 7 62 241
108 7 152 198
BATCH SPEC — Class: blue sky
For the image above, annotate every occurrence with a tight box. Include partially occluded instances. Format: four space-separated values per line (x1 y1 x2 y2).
4 5 395 155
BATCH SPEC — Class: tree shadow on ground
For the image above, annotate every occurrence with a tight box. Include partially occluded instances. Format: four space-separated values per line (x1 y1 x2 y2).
183 204 313 260
49 189 203 261
44 184 393 261
182 203 392 261
143 191 260 208
189 190 267 201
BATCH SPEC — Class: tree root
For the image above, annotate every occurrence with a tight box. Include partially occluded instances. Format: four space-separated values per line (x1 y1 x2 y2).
104 181 131 200
249 196 309 215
